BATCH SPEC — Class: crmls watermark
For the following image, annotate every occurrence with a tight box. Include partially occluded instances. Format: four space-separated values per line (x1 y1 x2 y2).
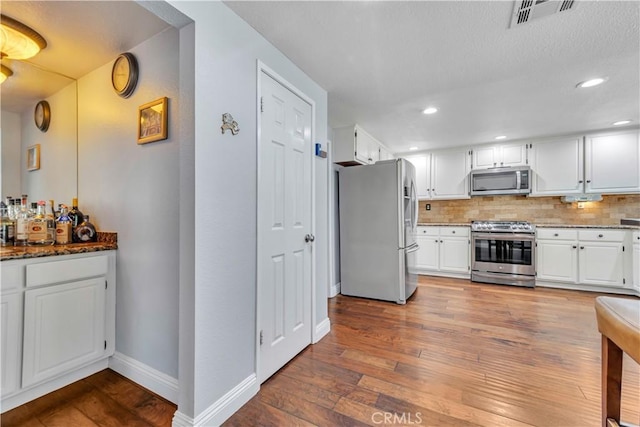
371 411 423 425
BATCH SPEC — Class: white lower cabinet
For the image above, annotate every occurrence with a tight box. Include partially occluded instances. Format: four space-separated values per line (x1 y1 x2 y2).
631 231 639 294
416 226 470 277
536 228 631 292
0 251 115 412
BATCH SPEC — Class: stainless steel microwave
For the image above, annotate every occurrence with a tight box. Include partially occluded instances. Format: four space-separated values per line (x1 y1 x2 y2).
469 166 531 196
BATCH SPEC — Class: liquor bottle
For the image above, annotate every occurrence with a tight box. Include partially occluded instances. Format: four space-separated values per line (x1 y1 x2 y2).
68 197 84 229
28 201 55 245
14 196 31 246
74 215 97 243
44 201 56 243
0 205 15 247
55 205 73 245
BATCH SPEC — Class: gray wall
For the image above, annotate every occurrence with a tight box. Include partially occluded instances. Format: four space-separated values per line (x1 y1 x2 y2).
1 111 22 198
78 28 181 379
167 0 329 418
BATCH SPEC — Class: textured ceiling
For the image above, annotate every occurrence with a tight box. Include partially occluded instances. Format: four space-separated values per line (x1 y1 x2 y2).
225 1 640 153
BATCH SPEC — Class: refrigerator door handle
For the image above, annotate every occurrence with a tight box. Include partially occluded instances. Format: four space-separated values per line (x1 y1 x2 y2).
405 243 420 253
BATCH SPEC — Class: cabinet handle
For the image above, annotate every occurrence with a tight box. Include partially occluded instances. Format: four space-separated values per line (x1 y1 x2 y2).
493 162 497 167
432 188 435 192
580 246 585 250
586 180 591 183
572 245 577 249
578 180 583 184
452 231 456 234
440 240 443 243
554 233 559 237
598 234 603 238
501 162 504 166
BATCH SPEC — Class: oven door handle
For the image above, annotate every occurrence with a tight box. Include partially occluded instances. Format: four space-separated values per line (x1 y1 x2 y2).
472 232 535 241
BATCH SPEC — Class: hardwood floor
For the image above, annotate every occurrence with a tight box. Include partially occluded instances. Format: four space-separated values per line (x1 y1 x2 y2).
225 276 639 426
3 276 638 426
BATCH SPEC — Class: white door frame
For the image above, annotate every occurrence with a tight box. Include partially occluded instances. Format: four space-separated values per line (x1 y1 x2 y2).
255 60 316 383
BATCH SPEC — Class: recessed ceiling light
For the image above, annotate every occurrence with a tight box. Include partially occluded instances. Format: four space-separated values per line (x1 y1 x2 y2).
613 120 631 126
495 135 507 140
576 77 607 88
422 107 438 115
409 146 419 151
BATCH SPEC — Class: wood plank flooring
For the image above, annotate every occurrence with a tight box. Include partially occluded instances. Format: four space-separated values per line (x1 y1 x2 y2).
3 276 639 426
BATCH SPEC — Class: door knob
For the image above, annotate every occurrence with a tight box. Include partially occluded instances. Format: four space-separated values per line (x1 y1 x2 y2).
305 234 315 243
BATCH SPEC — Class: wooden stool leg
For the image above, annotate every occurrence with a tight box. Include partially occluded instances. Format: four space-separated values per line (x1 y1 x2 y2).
602 335 623 427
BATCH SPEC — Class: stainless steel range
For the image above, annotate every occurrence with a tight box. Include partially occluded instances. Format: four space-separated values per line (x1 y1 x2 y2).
471 220 536 287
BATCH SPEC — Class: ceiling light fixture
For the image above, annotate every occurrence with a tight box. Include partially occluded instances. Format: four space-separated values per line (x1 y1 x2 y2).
576 77 606 89
422 107 438 115
0 14 47 60
409 146 418 151
0 64 13 84
613 120 631 126
495 135 507 140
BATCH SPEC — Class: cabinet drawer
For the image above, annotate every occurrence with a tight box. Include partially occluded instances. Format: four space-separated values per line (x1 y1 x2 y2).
440 227 469 237
26 255 108 288
578 229 625 242
1 263 24 292
417 227 439 237
537 229 578 240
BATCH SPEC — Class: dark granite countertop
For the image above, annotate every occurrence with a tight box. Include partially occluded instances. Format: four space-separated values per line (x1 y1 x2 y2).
1 232 117 261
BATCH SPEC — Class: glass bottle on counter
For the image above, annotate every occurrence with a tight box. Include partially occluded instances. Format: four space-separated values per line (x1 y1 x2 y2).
68 197 84 229
14 196 31 246
28 201 55 245
55 205 73 245
0 205 15 247
74 215 97 243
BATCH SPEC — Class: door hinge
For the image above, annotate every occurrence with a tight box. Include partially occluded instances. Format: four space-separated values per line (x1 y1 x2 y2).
259 330 264 345
260 97 264 113
623 278 626 285
622 246 625 252
105 280 108 289
104 340 107 350
354 129 358 139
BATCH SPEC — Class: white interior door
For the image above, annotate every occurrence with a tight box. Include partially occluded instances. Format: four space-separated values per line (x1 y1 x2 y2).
258 70 312 383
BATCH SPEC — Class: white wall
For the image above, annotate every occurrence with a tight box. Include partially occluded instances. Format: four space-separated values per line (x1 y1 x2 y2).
1 111 22 198
167 1 329 421
77 28 180 379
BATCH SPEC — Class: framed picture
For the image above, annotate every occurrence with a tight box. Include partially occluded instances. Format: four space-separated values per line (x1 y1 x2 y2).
138 97 168 144
27 144 40 171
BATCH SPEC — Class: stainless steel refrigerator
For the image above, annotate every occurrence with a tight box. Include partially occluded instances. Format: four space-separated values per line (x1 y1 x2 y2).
338 159 419 304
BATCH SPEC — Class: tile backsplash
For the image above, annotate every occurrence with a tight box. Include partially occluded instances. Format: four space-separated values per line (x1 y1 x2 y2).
418 195 640 225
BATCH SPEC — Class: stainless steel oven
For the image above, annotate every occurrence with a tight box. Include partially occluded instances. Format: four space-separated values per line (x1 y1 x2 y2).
471 221 536 287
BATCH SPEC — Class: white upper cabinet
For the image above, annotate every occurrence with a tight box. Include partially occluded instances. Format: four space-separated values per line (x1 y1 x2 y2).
333 124 387 166
404 154 431 199
431 147 471 199
585 130 640 194
472 143 528 169
530 136 584 196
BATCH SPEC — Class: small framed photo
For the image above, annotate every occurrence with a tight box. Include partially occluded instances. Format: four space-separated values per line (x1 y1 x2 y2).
27 144 40 171
137 97 168 144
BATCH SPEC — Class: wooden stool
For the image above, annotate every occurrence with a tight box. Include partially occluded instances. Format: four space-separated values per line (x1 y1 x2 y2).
595 296 640 427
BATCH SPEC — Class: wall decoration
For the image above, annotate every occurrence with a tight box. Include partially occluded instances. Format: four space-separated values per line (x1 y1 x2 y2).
138 97 168 144
221 113 239 135
111 52 139 98
34 100 50 132
27 144 40 171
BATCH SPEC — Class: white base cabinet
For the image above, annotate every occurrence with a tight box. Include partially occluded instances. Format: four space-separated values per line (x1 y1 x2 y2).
1 251 116 413
416 226 470 278
632 231 640 295
536 228 632 293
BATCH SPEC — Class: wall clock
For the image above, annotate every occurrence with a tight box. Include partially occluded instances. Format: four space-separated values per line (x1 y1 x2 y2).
34 100 51 132
111 52 139 98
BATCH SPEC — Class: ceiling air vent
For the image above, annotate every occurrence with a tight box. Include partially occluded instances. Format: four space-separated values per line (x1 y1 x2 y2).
510 0 578 27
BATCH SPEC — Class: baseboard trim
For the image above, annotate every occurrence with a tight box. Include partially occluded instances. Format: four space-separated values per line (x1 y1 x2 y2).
109 352 179 404
172 373 258 427
313 317 331 343
536 281 636 295
329 281 341 298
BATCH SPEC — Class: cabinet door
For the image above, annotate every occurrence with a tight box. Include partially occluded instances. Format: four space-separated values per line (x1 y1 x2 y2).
500 144 528 167
431 148 470 199
1 293 22 397
416 234 439 270
22 278 106 388
578 242 624 287
405 154 430 199
530 137 583 196
585 130 640 194
473 146 498 169
354 126 372 164
633 243 640 292
536 240 578 283
439 237 469 273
